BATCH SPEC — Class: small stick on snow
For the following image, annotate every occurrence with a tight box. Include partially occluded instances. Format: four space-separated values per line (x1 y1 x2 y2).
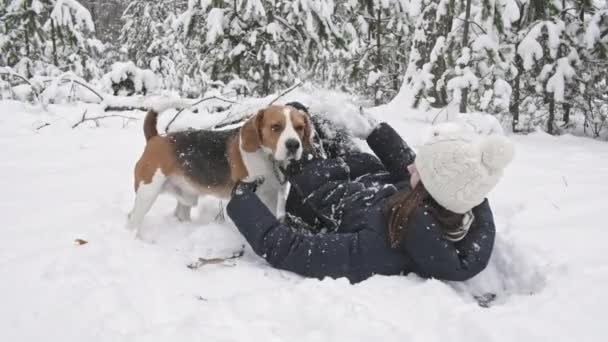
164 95 239 132
268 80 306 106
187 246 245 270
214 202 225 222
72 110 138 129
35 123 51 131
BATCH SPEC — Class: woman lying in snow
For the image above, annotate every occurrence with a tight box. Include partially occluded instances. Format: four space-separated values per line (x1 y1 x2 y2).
226 109 514 284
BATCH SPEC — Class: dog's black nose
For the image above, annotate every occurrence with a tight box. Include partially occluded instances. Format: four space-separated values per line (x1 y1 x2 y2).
285 139 300 153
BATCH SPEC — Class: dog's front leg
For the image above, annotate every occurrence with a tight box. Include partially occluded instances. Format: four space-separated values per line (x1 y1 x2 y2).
276 182 290 222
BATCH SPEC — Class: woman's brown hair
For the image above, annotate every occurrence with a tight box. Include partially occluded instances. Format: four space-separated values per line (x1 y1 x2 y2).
385 184 465 248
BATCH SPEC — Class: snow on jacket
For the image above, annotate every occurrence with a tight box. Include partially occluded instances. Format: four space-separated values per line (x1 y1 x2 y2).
227 123 496 283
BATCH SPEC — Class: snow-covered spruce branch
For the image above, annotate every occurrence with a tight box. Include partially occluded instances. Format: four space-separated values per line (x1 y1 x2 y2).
72 110 138 129
164 96 240 132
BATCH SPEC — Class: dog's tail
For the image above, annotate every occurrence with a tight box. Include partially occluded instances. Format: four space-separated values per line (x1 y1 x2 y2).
142 98 189 141
143 110 160 141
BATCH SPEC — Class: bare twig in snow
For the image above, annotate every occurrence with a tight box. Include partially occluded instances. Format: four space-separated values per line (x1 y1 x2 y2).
187 246 245 270
72 110 138 129
268 80 306 106
68 79 104 102
35 123 51 130
104 106 151 112
214 202 225 222
165 95 239 132
213 116 248 130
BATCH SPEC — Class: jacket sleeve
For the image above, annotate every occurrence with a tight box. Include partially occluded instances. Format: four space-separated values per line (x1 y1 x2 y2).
227 189 361 281
288 158 350 199
366 123 416 183
401 200 496 281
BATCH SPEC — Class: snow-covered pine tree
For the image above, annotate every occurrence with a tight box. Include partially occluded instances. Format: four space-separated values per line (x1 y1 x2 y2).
174 0 341 97
424 0 519 116
513 0 583 134
574 0 608 137
455 0 520 116
339 0 412 105
400 0 455 109
46 0 104 81
173 0 235 97
120 0 181 91
272 0 344 93
0 0 54 78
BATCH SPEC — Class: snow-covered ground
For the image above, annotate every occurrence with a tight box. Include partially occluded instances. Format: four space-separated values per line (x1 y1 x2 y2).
1 95 607 342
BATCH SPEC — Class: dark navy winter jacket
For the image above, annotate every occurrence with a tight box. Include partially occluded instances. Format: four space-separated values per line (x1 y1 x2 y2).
227 123 496 284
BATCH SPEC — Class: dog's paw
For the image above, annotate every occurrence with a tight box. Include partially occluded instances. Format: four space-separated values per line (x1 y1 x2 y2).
125 213 139 231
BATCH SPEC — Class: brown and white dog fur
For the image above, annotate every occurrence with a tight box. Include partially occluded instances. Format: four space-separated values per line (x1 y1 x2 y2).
127 105 312 236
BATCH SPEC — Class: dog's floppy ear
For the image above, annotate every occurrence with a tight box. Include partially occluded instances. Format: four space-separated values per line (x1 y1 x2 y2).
302 113 316 155
241 109 264 152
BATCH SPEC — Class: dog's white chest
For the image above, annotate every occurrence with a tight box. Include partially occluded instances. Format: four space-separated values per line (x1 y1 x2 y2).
241 149 284 214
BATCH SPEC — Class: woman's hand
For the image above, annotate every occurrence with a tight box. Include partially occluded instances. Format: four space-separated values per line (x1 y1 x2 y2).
232 177 265 196
350 108 379 139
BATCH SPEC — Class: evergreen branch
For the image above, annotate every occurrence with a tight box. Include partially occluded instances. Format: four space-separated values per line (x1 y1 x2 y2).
164 96 239 132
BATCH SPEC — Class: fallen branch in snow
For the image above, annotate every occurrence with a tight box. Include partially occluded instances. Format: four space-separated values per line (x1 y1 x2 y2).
165 95 239 132
66 79 104 102
35 122 51 131
47 76 105 103
268 80 306 106
104 105 150 112
0 71 46 110
72 110 138 129
187 246 245 270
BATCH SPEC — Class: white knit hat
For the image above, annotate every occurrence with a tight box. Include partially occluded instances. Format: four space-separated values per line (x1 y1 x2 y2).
415 123 515 214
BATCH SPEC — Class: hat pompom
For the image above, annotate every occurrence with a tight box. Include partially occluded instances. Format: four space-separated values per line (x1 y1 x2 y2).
480 135 515 172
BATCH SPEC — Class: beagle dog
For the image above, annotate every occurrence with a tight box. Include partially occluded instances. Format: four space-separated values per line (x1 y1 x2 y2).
127 105 312 236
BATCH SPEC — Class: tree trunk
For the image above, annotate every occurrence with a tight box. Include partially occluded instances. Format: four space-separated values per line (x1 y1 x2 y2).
25 24 30 58
533 0 546 20
445 0 455 36
262 63 270 95
51 19 58 66
375 8 382 106
459 0 472 113
90 0 97 37
563 103 570 125
510 57 522 132
548 96 555 134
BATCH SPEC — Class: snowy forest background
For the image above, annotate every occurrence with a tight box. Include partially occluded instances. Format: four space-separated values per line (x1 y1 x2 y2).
1 0 608 138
